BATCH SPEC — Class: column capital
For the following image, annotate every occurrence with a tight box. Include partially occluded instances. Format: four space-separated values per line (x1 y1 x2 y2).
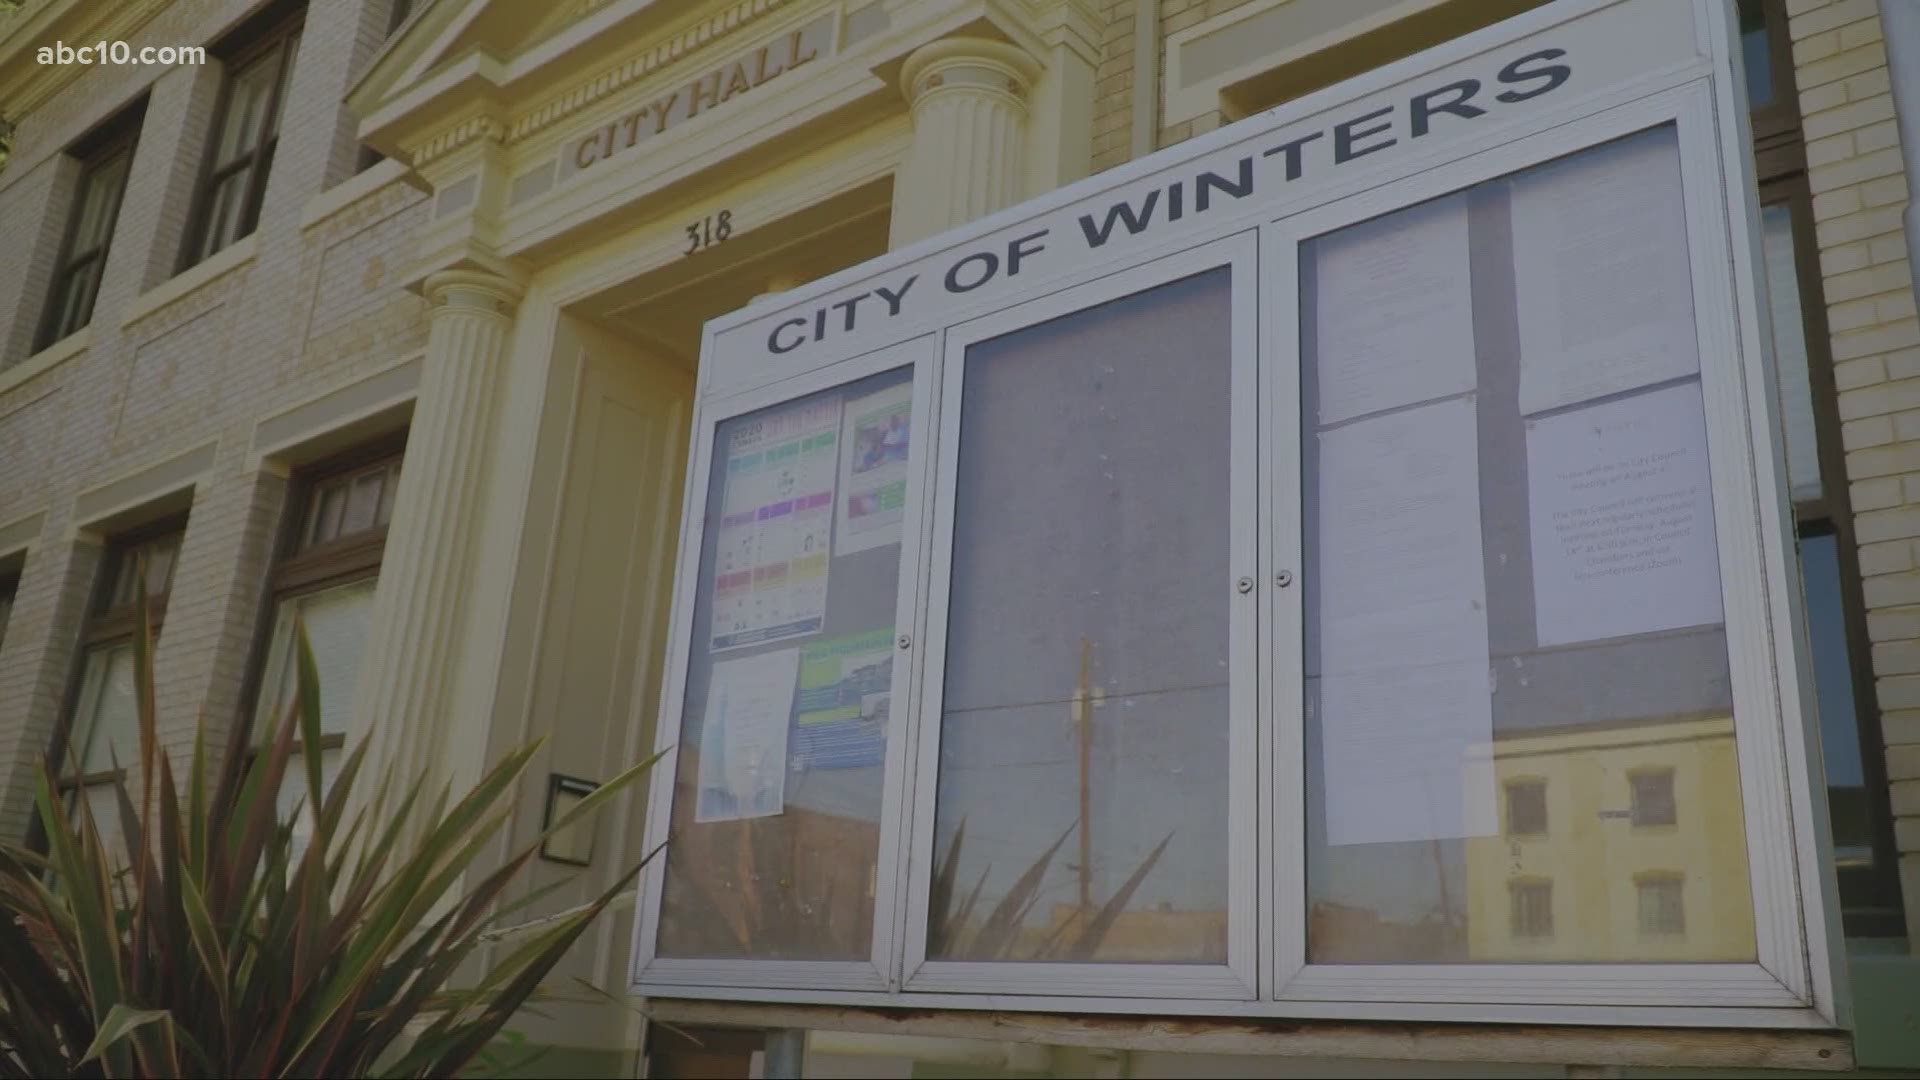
899 37 1041 112
424 269 524 317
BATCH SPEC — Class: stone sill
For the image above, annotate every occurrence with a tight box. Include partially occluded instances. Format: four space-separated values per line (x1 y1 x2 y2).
0 324 90 397
300 157 413 231
121 234 259 329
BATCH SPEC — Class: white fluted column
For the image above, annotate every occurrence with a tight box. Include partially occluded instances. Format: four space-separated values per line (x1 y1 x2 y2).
888 38 1041 248
350 269 523 822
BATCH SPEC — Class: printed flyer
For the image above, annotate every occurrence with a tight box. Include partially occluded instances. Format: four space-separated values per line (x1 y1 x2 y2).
835 384 913 556
710 397 841 652
792 629 894 770
695 648 802 824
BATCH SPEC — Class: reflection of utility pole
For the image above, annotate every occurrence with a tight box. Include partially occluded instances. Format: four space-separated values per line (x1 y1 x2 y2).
1069 636 1105 914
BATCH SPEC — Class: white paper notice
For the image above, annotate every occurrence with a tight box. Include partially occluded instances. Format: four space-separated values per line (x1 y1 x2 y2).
1512 128 1699 415
710 398 840 652
835 383 912 556
695 649 801 824
1527 381 1723 647
1319 663 1499 847
1313 192 1477 425
1317 396 1495 845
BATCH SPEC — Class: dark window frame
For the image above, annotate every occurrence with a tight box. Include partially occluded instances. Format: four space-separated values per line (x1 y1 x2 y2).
0 571 19 653
50 519 186 797
35 107 144 352
1636 873 1687 936
1628 769 1678 829
178 7 305 272
1505 778 1548 838
1741 0 1802 157
239 437 405 754
1509 879 1554 940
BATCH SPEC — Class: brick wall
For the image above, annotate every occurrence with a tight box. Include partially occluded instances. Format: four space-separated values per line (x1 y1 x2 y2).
1086 0 1260 173
1090 0 1134 171
0 0 428 836
1787 0 1920 932
0 154 79 367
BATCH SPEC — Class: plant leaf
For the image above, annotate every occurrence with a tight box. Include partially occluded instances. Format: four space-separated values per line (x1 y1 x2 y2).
967 820 1076 961
927 818 966 948
1064 831 1174 961
78 1003 173 1066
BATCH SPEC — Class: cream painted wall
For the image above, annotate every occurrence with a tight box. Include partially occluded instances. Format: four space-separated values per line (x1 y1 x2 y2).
476 310 691 1053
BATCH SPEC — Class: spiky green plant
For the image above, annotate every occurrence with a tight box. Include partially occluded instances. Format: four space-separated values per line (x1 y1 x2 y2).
0 567 661 1078
926 817 1174 961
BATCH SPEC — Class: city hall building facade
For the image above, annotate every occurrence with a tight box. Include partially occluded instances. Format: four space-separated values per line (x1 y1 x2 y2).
1 0 1918 1075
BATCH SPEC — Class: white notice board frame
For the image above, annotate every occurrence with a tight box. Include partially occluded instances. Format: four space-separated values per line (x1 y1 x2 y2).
631 335 939 994
1263 78 1834 1018
899 233 1262 1001
629 0 1846 1031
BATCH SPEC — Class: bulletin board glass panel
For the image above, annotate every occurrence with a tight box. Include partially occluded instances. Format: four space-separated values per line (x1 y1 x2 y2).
927 268 1236 967
1298 124 1759 967
655 365 917 962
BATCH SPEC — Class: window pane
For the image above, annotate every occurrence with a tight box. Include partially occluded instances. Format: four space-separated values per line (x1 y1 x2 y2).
929 268 1232 965
1799 530 1874 863
258 578 379 738
111 532 181 605
1761 203 1821 503
1738 0 1775 110
1510 881 1553 939
216 55 278 167
71 149 131 256
145 534 179 596
1302 126 1756 965
307 479 348 547
1638 877 1686 935
276 746 342 868
0 585 14 651
1506 780 1547 837
657 367 915 960
1631 771 1678 827
49 258 102 342
72 643 138 776
210 170 253 261
377 461 402 525
269 34 300 139
344 472 384 535
76 782 130 871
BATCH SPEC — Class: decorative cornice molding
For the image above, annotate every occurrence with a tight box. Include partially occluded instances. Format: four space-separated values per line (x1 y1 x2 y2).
393 0 821 171
504 0 799 146
0 0 169 119
410 111 509 170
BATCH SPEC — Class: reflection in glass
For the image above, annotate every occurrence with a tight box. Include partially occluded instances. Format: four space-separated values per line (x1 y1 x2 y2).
657 367 914 960
1800 530 1874 866
928 269 1232 965
1738 0 1774 110
258 578 378 739
1761 203 1822 502
1302 127 1756 965
69 643 139 870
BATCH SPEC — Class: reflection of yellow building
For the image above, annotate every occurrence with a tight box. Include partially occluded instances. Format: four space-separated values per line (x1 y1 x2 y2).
1465 716 1756 962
